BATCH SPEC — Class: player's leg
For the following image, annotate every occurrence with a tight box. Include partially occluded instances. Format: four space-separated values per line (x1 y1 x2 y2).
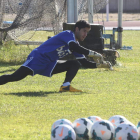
52 60 82 92
52 60 80 83
0 66 33 85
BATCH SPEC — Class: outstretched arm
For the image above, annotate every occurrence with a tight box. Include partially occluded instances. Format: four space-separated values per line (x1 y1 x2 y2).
69 41 103 63
78 57 113 70
69 42 113 70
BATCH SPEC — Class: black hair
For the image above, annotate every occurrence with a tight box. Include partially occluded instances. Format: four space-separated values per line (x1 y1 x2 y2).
73 20 91 32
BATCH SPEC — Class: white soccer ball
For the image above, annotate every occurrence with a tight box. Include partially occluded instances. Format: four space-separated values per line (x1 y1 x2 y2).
51 119 74 131
88 116 102 124
51 124 76 140
108 115 128 129
89 120 115 140
115 123 139 140
73 118 93 140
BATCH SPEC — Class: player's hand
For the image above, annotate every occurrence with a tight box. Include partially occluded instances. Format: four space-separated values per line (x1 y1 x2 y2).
88 50 103 63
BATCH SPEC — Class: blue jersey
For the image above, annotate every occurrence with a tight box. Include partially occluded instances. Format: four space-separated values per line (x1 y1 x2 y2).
22 30 85 77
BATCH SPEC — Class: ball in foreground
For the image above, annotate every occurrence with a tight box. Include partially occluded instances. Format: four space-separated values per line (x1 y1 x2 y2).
51 119 74 131
51 124 76 140
89 120 115 140
73 118 93 140
115 123 139 140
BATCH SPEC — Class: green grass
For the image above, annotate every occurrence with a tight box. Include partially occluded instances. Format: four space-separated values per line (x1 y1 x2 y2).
0 31 140 139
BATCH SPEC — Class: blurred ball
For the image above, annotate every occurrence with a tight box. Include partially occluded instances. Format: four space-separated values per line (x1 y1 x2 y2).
51 119 74 131
73 118 93 140
89 120 115 140
51 124 76 140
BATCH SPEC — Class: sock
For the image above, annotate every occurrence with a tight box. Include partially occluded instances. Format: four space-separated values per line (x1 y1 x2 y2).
62 82 70 86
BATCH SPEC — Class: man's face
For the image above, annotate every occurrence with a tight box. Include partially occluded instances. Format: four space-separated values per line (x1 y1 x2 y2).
75 27 91 41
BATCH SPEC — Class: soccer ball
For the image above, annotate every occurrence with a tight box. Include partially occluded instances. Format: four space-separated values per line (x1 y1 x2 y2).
73 118 93 140
51 124 76 140
108 115 128 129
51 119 74 131
89 120 115 140
115 123 139 140
88 116 102 123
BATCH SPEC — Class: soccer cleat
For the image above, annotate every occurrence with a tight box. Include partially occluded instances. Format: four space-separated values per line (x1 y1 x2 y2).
59 85 82 92
97 61 113 70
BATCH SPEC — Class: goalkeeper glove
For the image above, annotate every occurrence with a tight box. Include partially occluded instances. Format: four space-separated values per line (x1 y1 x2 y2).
97 61 113 70
88 50 103 63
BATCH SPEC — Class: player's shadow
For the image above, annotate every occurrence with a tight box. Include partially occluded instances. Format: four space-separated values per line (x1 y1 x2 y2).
4 91 87 97
4 91 60 97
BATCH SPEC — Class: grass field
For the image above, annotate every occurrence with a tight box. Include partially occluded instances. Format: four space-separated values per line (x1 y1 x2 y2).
0 30 140 139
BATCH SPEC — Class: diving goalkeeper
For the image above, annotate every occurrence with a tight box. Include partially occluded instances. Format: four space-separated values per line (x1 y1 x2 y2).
0 20 113 92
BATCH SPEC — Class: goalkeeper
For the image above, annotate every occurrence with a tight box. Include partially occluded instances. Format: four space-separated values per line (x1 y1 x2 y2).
0 20 113 92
